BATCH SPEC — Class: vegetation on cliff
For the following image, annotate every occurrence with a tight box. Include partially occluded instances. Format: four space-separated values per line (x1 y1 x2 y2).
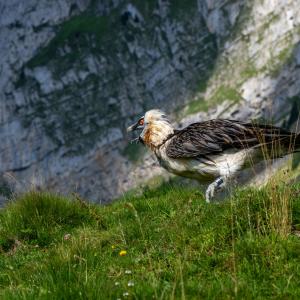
1 176 300 299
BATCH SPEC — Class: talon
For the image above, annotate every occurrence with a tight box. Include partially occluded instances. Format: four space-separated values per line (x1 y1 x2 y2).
205 177 226 203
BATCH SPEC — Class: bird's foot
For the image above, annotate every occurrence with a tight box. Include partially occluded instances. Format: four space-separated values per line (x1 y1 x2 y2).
205 177 225 203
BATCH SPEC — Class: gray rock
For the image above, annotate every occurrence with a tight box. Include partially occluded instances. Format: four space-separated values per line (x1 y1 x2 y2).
0 0 299 205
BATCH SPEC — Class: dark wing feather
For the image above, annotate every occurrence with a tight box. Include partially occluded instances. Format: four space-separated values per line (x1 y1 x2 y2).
166 119 296 159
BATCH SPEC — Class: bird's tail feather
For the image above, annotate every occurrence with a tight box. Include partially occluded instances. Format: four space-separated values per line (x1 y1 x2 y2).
293 133 300 152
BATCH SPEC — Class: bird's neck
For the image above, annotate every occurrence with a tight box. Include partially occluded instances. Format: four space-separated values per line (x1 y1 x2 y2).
143 121 174 150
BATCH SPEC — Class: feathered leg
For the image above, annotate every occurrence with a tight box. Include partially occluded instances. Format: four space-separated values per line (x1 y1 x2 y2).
205 177 226 203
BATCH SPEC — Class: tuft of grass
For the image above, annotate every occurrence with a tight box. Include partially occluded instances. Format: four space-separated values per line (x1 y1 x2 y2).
0 183 300 299
240 59 259 80
263 46 293 78
0 192 96 248
258 38 294 79
210 85 241 104
186 85 241 115
185 97 209 115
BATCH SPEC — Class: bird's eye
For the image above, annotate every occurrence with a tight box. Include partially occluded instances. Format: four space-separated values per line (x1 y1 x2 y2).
139 119 144 126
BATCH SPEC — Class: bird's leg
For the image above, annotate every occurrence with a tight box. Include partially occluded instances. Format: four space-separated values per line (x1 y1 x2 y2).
205 177 226 203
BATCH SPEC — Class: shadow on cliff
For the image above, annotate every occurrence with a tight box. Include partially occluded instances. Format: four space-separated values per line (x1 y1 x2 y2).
273 42 300 169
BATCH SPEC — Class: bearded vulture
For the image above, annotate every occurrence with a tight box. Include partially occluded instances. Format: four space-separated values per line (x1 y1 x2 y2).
127 109 299 202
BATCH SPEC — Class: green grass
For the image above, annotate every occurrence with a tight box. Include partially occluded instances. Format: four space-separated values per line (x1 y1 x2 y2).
186 85 241 115
240 59 259 80
185 97 209 115
267 46 294 78
26 0 157 70
211 85 241 104
0 182 300 299
257 33 294 79
27 15 109 68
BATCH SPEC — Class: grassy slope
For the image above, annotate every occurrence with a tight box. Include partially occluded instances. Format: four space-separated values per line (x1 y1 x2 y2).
0 182 300 299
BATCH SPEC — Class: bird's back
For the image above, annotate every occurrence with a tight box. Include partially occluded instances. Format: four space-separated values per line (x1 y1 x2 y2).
166 119 299 159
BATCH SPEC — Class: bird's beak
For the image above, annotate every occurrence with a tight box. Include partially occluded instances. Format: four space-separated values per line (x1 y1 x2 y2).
127 122 139 132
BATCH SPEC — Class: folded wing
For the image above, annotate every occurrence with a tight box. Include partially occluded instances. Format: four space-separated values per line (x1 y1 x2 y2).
166 119 296 159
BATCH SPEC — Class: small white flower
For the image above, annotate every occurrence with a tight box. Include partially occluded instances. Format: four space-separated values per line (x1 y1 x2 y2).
123 292 129 297
128 281 135 287
114 282 120 286
125 270 132 275
63 233 71 240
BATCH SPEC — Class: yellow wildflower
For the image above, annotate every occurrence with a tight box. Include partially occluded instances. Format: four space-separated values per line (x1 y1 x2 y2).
119 250 127 256
111 245 116 250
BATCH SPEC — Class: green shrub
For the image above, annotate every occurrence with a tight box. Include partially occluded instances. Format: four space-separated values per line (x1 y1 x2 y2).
0 192 94 247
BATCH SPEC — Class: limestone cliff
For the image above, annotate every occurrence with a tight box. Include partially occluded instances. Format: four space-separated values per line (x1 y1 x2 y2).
0 0 299 203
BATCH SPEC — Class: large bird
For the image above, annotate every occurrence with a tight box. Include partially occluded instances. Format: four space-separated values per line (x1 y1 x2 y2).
127 109 300 202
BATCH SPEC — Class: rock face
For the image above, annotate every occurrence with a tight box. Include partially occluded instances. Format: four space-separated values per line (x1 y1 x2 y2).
0 0 299 203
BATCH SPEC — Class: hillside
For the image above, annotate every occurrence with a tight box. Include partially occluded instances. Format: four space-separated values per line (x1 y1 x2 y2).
1 0 300 204
1 180 300 299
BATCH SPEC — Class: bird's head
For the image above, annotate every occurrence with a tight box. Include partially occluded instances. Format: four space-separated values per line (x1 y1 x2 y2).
127 109 174 149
